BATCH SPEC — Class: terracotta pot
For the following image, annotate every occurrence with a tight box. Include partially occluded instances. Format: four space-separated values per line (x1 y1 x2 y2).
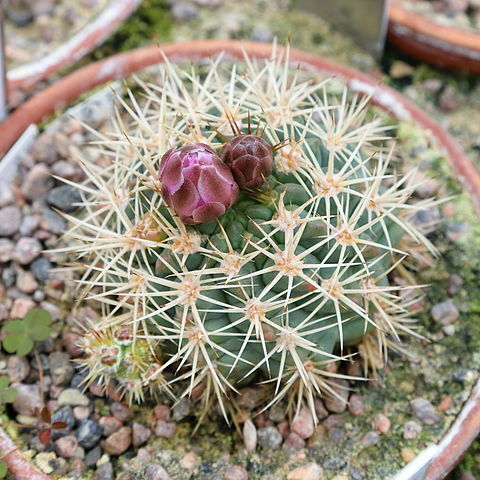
388 1 480 72
0 40 479 480
6 0 141 98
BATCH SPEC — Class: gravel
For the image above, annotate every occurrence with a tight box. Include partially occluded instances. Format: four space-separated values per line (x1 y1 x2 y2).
0 206 22 236
410 398 441 425
257 426 283 450
76 419 103 449
431 300 459 325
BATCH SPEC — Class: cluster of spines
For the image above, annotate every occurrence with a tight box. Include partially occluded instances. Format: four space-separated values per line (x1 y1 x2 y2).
57 47 438 424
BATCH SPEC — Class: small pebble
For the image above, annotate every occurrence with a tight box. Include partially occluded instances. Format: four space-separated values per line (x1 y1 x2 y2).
287 463 324 480
76 419 103 449
103 426 132 456
291 407 314 439
401 447 416 463
171 2 198 21
411 398 441 425
85 446 102 467
374 413 391 434
93 461 113 480
361 431 379 446
0 206 22 237
58 388 90 407
243 419 257 452
99 416 122 437
49 351 74 386
111 402 133 422
12 383 42 415
348 394 365 417
154 420 176 438
154 404 171 421
447 274 463 295
283 432 306 452
257 426 283 450
180 452 200 469
144 463 171 480
12 237 42 265
0 239 14 262
132 422 151 447
47 185 82 213
431 300 459 325
324 380 349 413
54 435 79 458
73 405 90 421
22 163 54 201
6 355 30 383
224 465 248 480
403 420 422 440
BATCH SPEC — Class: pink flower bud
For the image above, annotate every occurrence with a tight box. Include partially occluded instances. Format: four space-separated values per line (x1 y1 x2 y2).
222 135 273 189
159 143 239 225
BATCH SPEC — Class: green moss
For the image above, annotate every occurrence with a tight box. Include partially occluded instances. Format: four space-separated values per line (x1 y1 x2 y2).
90 0 172 61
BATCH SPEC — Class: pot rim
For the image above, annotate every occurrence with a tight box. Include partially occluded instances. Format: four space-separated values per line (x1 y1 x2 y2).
6 0 141 93
388 1 480 72
0 39 479 479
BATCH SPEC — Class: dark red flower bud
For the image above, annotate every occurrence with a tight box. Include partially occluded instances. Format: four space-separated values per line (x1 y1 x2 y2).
221 135 273 189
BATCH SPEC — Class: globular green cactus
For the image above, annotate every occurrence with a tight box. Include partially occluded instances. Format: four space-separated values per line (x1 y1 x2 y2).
61 50 437 423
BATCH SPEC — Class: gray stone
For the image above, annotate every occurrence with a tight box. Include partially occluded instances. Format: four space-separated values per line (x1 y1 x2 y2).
257 426 282 450
76 419 103 449
22 164 54 201
16 270 38 294
0 206 21 237
6 355 30 383
93 461 113 480
12 237 42 265
31 257 53 282
145 464 171 480
171 2 198 21
31 133 58 164
172 397 191 421
431 300 459 325
403 420 422 439
361 431 379 446
47 185 82 213
12 383 42 416
324 379 349 413
0 184 15 207
49 351 74 386
410 398 440 425
40 208 66 234
0 239 14 262
85 445 102 467
447 274 463 295
132 422 151 447
251 26 274 42
19 216 39 236
51 406 76 440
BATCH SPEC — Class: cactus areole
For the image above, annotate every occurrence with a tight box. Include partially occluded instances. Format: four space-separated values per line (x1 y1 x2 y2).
65 51 438 424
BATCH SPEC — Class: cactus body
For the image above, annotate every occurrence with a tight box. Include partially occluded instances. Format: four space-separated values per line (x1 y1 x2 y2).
62 51 436 423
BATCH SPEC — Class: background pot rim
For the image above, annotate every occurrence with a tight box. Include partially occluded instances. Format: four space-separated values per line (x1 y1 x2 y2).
388 1 480 72
6 0 141 93
1 39 479 480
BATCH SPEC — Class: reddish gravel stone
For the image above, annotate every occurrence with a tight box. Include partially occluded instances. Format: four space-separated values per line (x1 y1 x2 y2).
111 402 133 422
10 298 35 318
154 404 171 421
374 413 391 434
283 432 306 452
348 394 365 417
324 380 349 413
54 435 79 458
224 465 248 480
103 426 132 456
291 407 314 439
132 422 151 447
99 416 122 436
154 420 176 438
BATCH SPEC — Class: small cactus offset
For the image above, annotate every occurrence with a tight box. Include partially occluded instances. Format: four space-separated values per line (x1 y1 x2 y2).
61 49 437 423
